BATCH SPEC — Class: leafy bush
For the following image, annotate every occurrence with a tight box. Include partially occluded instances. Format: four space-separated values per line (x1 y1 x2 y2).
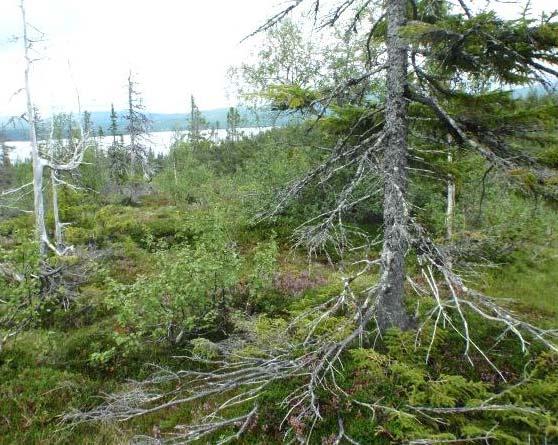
0 235 41 347
241 238 281 313
108 227 243 345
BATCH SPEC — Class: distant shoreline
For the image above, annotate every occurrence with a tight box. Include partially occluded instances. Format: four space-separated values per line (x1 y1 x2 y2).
4 127 273 162
1 107 295 142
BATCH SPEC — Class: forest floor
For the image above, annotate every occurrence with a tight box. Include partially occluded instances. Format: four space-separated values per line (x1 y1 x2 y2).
0 194 557 444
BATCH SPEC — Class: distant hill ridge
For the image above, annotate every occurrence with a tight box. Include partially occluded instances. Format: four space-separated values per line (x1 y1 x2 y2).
2 84 556 141
0 107 295 141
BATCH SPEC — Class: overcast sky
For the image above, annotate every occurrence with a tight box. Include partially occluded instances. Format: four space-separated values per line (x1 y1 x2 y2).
0 0 555 115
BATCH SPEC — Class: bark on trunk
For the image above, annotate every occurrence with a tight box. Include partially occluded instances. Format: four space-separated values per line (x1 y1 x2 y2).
128 73 136 177
446 142 455 242
173 155 178 186
51 169 63 248
21 0 47 257
376 0 411 332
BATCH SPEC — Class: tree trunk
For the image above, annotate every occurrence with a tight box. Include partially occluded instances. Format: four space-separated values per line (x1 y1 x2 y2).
128 73 136 176
446 142 455 242
173 154 178 186
51 169 63 248
21 0 47 257
376 0 411 332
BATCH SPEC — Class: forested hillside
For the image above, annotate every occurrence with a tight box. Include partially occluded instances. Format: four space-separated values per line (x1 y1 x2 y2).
1 0 558 444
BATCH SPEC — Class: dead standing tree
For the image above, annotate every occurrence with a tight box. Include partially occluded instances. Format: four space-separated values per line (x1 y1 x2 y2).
9 0 90 257
65 0 558 442
45 113 92 252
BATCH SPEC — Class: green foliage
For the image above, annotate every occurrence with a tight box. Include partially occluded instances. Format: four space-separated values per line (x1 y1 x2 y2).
79 146 111 194
0 213 33 237
341 343 557 444
108 226 242 345
0 366 102 443
155 140 216 204
319 103 382 137
409 11 558 85
91 204 190 247
484 248 558 324
243 237 280 312
190 337 221 360
263 84 319 112
1 40 558 443
0 234 41 337
539 146 558 168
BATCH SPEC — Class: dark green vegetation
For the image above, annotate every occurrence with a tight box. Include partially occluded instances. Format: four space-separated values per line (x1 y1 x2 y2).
1 117 557 443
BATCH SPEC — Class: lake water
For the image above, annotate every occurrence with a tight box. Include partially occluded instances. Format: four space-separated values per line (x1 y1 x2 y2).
4 127 271 162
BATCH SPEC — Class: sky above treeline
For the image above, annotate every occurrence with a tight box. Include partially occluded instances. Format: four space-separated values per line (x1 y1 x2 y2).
0 0 555 116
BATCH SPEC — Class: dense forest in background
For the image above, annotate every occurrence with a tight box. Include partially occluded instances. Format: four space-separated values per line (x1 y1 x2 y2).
1 0 558 444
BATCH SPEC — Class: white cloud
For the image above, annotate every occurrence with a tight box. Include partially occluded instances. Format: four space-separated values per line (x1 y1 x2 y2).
0 0 274 115
0 0 556 115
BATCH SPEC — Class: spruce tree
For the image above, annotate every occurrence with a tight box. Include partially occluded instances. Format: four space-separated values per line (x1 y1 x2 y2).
109 103 118 145
0 128 12 191
253 0 558 331
82 110 93 136
226 106 242 142
187 95 207 145
125 72 152 179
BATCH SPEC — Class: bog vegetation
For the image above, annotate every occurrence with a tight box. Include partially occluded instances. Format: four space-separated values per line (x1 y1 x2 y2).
1 0 558 444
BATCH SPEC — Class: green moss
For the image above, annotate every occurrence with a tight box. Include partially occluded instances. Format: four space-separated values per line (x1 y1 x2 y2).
539 146 558 168
0 365 108 444
0 214 33 237
484 249 558 325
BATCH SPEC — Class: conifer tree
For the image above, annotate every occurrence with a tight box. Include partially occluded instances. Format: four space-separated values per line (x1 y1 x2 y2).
0 128 12 192
109 103 118 145
125 72 152 179
252 0 558 331
107 104 128 190
187 95 207 144
82 110 93 136
226 106 242 142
